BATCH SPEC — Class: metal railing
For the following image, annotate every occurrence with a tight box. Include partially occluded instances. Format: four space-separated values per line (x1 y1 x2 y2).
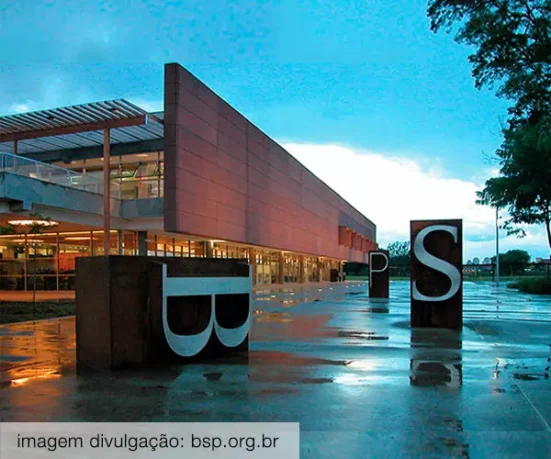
0 152 120 197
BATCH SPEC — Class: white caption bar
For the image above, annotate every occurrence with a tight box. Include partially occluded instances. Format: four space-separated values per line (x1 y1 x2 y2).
0 422 299 459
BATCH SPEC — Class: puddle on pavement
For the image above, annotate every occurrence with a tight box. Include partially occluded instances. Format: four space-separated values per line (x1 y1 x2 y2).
438 417 464 432
254 312 294 323
248 351 345 367
338 331 389 341
437 437 469 457
298 377 333 384
0 329 34 337
203 372 223 382
410 361 462 387
248 372 334 384
139 385 169 394
0 355 30 363
255 387 299 396
364 307 389 313
513 373 540 381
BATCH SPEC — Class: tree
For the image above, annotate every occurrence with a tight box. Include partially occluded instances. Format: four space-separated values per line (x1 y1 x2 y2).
386 241 410 266
0 213 53 304
476 117 551 249
343 262 369 276
428 1 551 250
492 249 531 274
427 0 551 122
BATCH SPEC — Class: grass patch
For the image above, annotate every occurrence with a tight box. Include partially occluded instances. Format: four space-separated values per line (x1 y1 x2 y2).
507 277 551 294
0 301 75 324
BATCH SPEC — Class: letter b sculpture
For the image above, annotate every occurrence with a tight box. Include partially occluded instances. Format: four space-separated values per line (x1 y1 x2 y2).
76 256 251 371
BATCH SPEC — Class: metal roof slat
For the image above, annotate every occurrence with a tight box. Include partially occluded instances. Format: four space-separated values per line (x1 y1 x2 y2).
41 134 92 149
112 100 141 117
103 100 135 119
115 126 149 142
79 130 106 141
30 110 76 128
68 105 107 123
109 130 135 143
98 101 135 120
112 100 145 118
97 101 126 121
0 115 29 132
129 126 158 141
17 113 57 130
119 99 152 116
0 120 23 134
0 98 159 148
50 107 90 126
135 123 164 138
73 105 107 122
45 133 98 150
19 137 71 151
29 110 68 128
69 131 105 146
1 114 42 132
54 107 90 125
84 102 119 120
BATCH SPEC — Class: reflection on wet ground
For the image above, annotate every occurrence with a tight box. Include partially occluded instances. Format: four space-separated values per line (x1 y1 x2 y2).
1 281 551 457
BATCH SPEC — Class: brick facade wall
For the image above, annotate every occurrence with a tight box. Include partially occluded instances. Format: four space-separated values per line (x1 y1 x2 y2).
164 63 376 262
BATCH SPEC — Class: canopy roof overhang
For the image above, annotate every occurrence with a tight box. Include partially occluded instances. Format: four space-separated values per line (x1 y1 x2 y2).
0 99 164 160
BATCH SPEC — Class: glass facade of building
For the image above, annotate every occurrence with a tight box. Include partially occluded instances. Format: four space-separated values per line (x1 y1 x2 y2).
0 229 342 291
52 152 165 200
0 146 346 291
1 145 351 291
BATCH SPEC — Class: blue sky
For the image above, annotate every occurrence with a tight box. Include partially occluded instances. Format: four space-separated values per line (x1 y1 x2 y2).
0 0 547 259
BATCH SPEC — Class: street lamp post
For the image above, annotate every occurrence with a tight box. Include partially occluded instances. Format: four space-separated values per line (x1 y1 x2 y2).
495 207 500 286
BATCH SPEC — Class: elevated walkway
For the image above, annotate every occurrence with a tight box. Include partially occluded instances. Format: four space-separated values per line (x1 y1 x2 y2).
0 152 162 221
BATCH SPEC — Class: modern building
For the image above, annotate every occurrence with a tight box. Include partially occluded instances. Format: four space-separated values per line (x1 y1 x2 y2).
0 63 377 291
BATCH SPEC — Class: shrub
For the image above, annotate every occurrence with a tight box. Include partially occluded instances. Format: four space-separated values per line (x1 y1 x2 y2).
507 278 551 294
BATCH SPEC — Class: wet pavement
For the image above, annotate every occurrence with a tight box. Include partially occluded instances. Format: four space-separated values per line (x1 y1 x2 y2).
1 281 551 458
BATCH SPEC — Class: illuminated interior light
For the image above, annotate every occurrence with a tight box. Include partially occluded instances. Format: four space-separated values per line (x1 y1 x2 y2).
8 219 59 227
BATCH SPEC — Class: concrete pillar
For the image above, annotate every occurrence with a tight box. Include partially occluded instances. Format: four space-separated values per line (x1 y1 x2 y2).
138 231 148 256
279 252 285 284
316 258 322 282
299 255 305 283
103 129 111 256
23 233 28 291
56 232 60 292
117 230 123 255
206 241 214 258
249 248 257 285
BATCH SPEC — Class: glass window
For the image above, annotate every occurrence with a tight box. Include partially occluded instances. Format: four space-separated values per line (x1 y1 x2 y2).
113 164 137 179
136 162 158 178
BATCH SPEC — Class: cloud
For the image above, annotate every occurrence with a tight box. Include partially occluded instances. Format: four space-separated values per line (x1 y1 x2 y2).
131 99 164 113
282 143 550 260
12 104 30 113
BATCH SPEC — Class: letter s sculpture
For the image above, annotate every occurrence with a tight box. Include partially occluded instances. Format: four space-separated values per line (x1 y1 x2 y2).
410 220 463 329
